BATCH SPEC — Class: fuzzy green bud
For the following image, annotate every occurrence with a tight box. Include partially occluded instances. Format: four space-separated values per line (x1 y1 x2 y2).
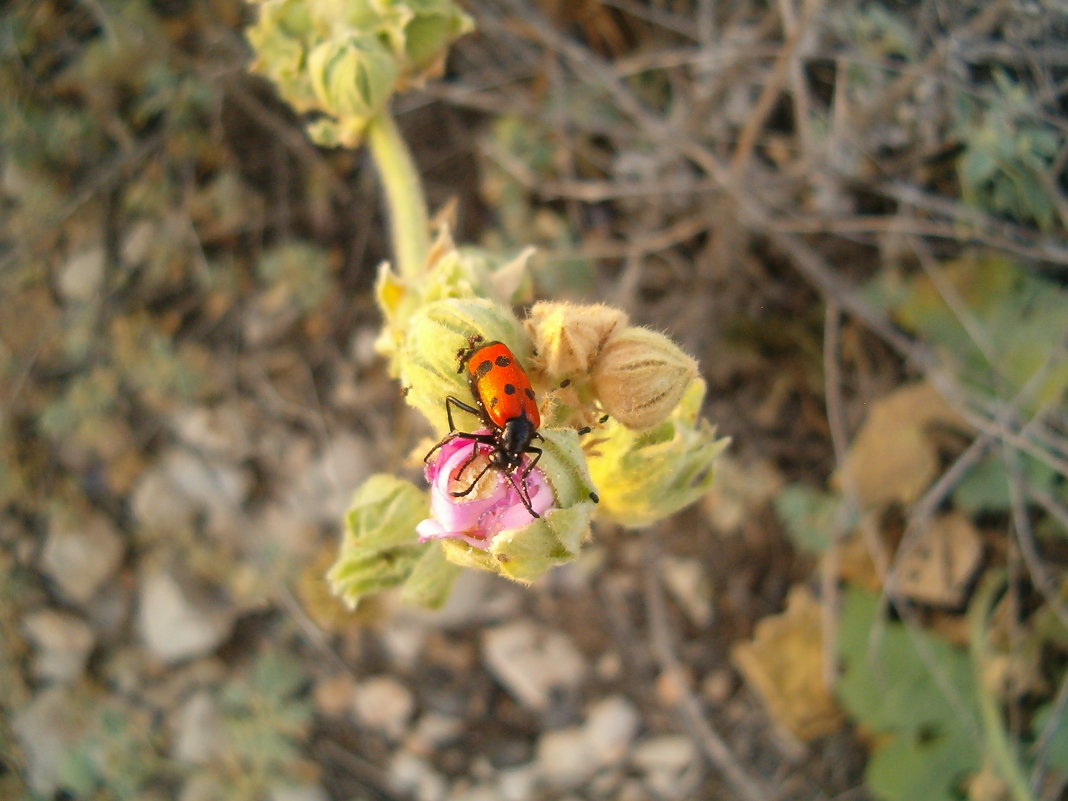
374 233 535 376
587 380 728 527
246 0 320 114
592 327 699 430
376 0 475 81
306 34 398 146
246 0 473 147
400 297 529 434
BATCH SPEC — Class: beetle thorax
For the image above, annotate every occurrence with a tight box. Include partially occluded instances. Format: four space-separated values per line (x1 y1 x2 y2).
493 416 534 468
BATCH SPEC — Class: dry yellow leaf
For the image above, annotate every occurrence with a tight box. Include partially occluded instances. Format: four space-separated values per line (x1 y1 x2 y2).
731 586 843 741
834 382 967 508
829 530 886 593
966 762 1010 801
891 512 983 606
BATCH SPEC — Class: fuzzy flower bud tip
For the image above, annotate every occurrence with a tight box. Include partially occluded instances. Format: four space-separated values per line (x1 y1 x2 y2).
525 301 628 378
592 327 699 429
417 434 554 549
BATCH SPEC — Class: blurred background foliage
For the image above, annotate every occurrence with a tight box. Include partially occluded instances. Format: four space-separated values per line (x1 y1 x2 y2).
2 1 1068 800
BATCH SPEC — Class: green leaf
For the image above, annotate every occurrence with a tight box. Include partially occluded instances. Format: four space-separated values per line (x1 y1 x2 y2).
489 501 595 584
1032 703 1068 777
836 587 983 801
587 379 728 528
952 453 1059 515
872 256 1068 415
867 729 978 801
400 541 459 608
341 474 428 555
773 484 844 553
838 589 980 734
328 474 430 608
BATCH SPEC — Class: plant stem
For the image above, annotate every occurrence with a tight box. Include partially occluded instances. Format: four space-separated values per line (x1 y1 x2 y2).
366 111 429 282
969 571 1037 801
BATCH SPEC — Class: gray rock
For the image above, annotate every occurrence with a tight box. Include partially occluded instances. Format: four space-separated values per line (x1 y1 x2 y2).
659 556 714 627
172 691 225 764
389 752 447 801
535 726 599 790
40 514 124 605
179 774 224 801
137 566 235 663
12 687 83 794
281 432 373 527
120 220 158 266
406 712 464 754
585 696 641 765
482 622 586 711
58 245 105 303
171 405 252 460
268 783 330 801
23 609 94 683
352 676 415 740
131 448 250 537
497 765 537 801
631 735 700 798
446 782 498 801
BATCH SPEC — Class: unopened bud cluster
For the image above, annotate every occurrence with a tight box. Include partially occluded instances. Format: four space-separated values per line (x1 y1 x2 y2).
247 0 473 146
525 301 699 430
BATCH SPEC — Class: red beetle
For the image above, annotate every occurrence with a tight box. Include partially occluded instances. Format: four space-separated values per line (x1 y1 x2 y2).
424 335 544 518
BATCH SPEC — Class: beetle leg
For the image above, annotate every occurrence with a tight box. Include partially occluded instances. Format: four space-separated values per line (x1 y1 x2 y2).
450 459 496 498
520 446 542 479
455 436 494 479
423 429 495 464
444 395 482 432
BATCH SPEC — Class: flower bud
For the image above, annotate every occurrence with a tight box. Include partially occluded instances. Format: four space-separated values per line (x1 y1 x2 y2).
400 298 528 434
592 327 699 430
307 34 398 146
246 0 473 148
525 302 628 379
438 429 598 584
382 0 475 80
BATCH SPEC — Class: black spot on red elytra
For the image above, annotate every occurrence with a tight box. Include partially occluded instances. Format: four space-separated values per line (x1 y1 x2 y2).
504 384 516 395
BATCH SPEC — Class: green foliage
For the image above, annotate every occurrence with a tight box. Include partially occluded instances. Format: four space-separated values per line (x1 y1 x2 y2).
58 696 169 801
954 71 1062 229
327 474 432 608
951 453 1059 516
870 255 1068 414
838 4 918 62
836 588 983 801
219 650 314 781
481 115 595 296
773 483 845 553
1032 703 1068 778
246 0 473 146
256 241 333 312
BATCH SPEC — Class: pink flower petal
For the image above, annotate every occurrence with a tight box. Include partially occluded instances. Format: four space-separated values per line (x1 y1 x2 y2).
417 431 555 550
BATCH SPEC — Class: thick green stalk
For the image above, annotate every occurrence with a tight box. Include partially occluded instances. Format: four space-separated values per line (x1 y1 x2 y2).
366 111 429 281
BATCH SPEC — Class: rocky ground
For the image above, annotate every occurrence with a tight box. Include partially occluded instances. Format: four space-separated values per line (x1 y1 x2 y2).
4 2 1067 801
